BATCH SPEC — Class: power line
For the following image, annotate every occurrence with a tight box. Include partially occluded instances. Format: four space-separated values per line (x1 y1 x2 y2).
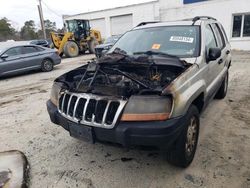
41 0 62 18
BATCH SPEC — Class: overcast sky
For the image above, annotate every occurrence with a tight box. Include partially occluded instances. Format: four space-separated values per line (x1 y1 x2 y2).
0 0 152 30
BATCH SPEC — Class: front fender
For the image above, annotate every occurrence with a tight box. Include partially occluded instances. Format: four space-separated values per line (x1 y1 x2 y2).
170 79 206 117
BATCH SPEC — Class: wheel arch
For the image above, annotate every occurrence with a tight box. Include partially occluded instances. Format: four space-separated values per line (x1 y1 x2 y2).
171 80 206 117
191 92 204 113
42 57 54 65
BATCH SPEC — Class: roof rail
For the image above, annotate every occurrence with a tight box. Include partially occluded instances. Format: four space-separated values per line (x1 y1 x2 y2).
135 21 160 27
192 16 217 23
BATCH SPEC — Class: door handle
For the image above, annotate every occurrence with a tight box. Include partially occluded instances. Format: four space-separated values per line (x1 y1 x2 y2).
218 59 223 64
226 50 230 55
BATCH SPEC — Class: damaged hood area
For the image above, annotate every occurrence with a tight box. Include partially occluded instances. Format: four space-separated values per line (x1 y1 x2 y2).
55 53 191 98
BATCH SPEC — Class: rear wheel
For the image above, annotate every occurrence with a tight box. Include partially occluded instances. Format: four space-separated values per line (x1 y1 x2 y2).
215 71 228 99
166 105 200 168
41 59 53 72
88 39 98 54
64 41 79 57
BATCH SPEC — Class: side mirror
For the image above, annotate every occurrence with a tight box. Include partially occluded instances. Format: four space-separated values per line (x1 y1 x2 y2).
207 47 221 62
1 54 8 59
101 49 109 55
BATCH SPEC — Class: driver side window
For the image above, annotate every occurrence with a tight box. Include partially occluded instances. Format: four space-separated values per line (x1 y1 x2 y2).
205 25 217 49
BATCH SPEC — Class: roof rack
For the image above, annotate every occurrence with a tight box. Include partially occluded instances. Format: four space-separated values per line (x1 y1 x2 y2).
192 16 217 23
135 21 160 27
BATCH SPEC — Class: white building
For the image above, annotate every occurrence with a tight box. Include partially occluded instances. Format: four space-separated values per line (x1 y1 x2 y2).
63 0 250 50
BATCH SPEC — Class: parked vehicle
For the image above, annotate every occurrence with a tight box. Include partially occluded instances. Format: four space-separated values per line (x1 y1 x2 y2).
29 39 50 48
95 35 122 58
47 16 231 167
51 19 102 57
0 42 61 77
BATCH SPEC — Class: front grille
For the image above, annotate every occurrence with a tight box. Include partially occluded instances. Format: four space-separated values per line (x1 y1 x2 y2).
58 91 127 129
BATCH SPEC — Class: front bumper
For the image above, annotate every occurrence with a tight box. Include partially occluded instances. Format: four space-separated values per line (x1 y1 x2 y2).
47 100 186 149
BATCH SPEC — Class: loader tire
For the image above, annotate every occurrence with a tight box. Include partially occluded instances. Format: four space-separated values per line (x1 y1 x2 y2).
64 41 79 58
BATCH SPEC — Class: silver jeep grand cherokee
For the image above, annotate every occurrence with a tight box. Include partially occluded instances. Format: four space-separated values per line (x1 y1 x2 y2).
47 16 231 167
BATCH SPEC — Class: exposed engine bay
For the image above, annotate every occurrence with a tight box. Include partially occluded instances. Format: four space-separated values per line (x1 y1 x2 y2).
56 54 190 98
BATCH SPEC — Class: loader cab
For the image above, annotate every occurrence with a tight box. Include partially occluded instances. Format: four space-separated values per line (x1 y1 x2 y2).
65 19 91 40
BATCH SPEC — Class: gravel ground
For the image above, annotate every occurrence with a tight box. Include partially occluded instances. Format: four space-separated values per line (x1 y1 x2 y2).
0 52 250 188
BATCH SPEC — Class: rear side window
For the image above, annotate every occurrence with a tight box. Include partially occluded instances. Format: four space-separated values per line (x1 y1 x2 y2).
4 47 22 57
204 25 217 49
211 23 226 49
23 46 38 54
219 25 229 43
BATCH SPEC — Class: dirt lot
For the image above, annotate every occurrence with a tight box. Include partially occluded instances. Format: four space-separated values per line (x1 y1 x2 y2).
0 52 250 188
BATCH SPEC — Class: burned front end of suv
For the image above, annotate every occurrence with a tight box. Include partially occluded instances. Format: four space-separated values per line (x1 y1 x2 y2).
47 24 200 149
47 52 191 149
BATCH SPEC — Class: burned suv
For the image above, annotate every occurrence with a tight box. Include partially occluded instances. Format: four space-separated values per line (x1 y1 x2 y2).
47 16 231 167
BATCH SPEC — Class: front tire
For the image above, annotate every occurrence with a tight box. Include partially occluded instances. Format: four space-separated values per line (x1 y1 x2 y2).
167 105 200 168
64 41 79 58
41 59 53 72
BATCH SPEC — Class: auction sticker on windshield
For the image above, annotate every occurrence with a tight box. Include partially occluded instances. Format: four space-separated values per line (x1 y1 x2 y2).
152 44 161 49
170 36 194 43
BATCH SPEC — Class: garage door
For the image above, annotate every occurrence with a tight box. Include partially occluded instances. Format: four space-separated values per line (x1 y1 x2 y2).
90 18 106 38
110 14 133 36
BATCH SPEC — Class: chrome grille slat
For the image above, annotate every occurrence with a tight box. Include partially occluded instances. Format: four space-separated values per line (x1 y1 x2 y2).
72 97 80 119
58 91 127 129
61 93 66 111
66 95 73 115
82 98 89 122
102 101 111 124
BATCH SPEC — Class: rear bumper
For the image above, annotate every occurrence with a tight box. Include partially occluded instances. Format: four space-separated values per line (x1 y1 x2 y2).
47 100 186 149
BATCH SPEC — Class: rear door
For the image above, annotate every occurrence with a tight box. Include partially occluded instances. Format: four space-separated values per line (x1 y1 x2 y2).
204 24 221 98
21 46 43 69
211 23 227 75
0 47 23 75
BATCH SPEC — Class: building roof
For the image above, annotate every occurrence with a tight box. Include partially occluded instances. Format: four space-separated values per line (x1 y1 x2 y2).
63 0 158 19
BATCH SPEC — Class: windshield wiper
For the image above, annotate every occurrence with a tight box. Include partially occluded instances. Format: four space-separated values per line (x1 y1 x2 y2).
108 47 128 56
133 50 179 58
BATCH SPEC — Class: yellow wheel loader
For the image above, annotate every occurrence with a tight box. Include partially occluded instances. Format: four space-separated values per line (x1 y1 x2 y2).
51 19 102 57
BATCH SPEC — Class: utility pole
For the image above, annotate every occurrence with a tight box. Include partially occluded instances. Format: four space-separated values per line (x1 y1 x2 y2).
38 0 46 39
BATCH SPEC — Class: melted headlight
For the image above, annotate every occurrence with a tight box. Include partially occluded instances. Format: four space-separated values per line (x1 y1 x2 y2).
121 95 172 121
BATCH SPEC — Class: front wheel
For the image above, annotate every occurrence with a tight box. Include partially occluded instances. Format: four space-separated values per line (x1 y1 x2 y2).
64 41 79 58
166 105 200 168
41 59 53 72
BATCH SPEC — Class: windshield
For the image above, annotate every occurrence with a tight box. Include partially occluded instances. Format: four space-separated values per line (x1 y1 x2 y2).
105 35 120 44
67 21 77 32
109 26 200 57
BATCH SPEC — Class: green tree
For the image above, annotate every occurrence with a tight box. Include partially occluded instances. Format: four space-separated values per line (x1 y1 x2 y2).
20 20 37 40
0 17 16 41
